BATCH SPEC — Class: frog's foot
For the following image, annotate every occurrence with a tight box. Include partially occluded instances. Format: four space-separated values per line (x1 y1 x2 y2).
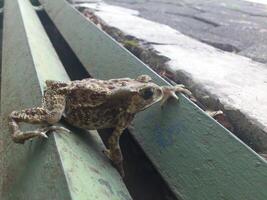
160 85 192 106
114 160 125 178
103 148 125 177
39 126 71 134
11 125 70 144
173 84 192 96
12 129 48 144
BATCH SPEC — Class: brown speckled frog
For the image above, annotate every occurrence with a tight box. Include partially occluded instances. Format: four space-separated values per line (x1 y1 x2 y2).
9 75 191 177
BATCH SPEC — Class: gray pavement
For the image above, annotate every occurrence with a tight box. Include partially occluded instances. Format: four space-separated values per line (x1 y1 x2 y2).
104 0 267 63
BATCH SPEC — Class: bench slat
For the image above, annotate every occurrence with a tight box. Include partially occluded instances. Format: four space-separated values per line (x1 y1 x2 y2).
0 1 131 199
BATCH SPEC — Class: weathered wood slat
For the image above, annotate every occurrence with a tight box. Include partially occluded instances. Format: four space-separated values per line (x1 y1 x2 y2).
39 0 267 199
0 0 131 199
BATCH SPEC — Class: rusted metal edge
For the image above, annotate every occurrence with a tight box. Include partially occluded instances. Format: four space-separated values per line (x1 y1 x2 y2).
39 0 267 199
0 0 131 199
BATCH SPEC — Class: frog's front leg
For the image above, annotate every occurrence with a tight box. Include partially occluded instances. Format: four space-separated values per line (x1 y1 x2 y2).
160 85 193 106
104 126 126 177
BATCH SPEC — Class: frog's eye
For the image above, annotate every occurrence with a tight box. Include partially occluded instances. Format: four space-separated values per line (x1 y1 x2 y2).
140 87 154 100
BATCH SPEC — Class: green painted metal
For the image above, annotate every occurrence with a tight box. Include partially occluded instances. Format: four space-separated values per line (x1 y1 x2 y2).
39 0 267 199
0 0 131 199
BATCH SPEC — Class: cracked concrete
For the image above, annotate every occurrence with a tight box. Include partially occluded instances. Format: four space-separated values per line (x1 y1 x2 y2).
165 11 220 27
102 0 267 63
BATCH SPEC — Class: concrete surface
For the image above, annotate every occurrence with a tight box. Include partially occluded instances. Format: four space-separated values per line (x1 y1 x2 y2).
102 0 267 63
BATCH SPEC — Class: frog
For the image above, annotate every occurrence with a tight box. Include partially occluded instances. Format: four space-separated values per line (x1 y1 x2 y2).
8 75 192 177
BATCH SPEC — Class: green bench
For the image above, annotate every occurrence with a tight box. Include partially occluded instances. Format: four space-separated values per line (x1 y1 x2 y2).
1 0 267 199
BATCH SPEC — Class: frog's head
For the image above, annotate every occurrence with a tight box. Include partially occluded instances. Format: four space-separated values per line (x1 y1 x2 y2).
126 75 164 113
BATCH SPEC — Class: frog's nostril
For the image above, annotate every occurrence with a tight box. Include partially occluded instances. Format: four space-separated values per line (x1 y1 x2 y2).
157 88 163 96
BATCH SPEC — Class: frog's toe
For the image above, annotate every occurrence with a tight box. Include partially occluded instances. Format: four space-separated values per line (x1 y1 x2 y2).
102 148 125 177
38 126 71 134
173 85 192 96
115 161 125 178
38 131 48 138
102 149 111 159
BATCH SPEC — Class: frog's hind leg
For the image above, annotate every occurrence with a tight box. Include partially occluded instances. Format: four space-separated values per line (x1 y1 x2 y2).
9 101 68 144
9 107 68 144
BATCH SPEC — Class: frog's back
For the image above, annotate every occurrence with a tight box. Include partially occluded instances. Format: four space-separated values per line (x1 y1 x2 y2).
69 77 134 92
65 78 135 106
45 80 69 90
63 78 136 129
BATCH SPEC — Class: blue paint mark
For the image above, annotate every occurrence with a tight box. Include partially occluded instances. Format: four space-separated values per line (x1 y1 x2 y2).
154 121 183 149
139 110 185 149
